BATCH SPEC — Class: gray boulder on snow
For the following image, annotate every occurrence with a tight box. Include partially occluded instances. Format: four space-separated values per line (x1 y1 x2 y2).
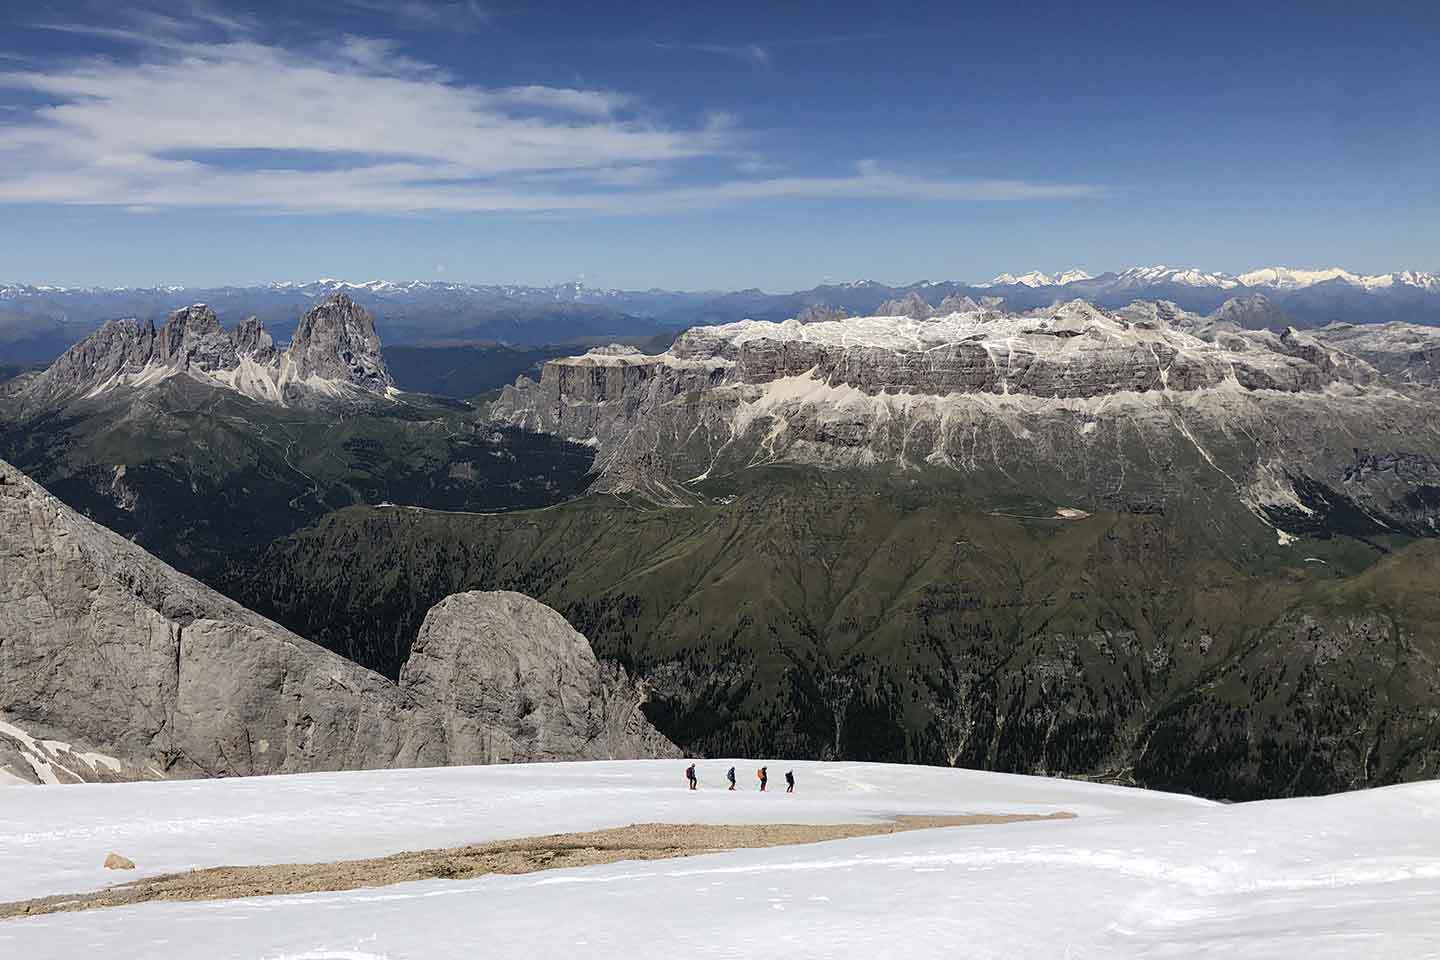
402 592 677 764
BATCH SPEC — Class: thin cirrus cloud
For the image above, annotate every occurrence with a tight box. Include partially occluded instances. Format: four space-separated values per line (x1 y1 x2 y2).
0 34 1105 216
652 40 772 67
341 0 490 32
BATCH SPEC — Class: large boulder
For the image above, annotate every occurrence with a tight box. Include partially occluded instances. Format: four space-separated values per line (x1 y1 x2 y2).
402 592 677 763
0 458 677 784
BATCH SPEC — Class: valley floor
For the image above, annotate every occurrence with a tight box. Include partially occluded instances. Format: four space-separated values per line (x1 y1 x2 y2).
1 762 1436 958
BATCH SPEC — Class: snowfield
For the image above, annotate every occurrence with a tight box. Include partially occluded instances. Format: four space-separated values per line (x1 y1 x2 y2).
1 761 1437 958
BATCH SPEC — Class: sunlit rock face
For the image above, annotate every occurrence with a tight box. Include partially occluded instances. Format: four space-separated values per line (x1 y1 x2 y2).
492 300 1440 538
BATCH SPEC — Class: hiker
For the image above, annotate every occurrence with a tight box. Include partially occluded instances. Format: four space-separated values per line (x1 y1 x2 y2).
727 766 737 791
686 763 698 790
785 770 795 794
757 766 768 792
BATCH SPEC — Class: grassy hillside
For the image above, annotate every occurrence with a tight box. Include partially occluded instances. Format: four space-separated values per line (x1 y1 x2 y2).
223 469 1440 800
0 379 594 577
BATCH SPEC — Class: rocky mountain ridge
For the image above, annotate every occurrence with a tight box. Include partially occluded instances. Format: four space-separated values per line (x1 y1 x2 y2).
16 292 394 407
4 263 1438 368
491 299 1440 534
0 457 677 784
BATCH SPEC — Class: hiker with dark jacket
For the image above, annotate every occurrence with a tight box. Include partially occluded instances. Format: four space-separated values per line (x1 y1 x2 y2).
727 766 737 790
785 770 795 793
686 763 698 790
757 766 768 792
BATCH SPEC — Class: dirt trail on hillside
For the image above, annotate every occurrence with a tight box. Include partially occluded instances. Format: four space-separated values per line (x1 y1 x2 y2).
0 812 1073 920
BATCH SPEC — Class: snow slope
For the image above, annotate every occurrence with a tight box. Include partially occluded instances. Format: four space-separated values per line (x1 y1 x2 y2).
2 762 1437 959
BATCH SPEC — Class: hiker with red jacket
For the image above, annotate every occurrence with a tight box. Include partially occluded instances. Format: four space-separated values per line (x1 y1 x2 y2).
757 766 768 792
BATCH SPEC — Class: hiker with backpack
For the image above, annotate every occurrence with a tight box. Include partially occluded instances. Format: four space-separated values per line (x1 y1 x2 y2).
686 763 698 790
757 766 768 792
785 770 795 793
727 766 737 790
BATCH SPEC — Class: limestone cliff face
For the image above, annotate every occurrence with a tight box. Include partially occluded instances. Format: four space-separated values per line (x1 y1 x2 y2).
18 292 392 408
490 301 1440 533
0 459 677 784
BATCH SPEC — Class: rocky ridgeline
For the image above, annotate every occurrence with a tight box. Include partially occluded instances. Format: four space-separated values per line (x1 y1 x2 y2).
491 299 1440 529
19 292 394 407
0 458 678 784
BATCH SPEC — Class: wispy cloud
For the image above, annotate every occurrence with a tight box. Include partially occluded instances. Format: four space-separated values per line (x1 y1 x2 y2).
0 16 1105 216
341 0 489 33
653 41 771 67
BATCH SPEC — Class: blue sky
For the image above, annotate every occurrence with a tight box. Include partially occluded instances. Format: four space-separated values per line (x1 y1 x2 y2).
0 0 1436 290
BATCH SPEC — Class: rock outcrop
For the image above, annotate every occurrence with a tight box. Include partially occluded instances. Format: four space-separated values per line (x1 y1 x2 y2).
795 304 851 324
1310 322 1440 387
875 291 935 319
491 299 1440 532
23 317 156 406
153 304 237 372
401 592 676 763
17 292 393 408
287 292 393 393
231 315 276 362
0 458 677 784
1209 293 1292 331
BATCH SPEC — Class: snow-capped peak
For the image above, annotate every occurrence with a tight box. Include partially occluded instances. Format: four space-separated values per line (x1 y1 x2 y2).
1237 266 1440 292
978 269 1093 288
1112 266 1240 289
1237 267 1361 290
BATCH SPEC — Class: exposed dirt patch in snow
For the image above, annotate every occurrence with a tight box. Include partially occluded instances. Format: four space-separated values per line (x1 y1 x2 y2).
0 813 1073 920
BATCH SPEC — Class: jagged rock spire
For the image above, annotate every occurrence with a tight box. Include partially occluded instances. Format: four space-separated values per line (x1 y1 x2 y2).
288 292 393 395
17 291 394 406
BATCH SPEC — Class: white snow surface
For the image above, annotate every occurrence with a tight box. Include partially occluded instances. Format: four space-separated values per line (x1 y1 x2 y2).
2 762 1438 958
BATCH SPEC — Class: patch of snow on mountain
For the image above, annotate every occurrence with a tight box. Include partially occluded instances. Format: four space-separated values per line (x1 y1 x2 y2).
1237 267 1440 292
1238 267 1364 289
979 270 1062 288
1113 266 1241 289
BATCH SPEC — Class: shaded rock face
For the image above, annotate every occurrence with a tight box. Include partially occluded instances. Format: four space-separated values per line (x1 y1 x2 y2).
876 291 935 319
0 458 677 784
154 305 237 372
288 292 393 393
795 304 851 324
17 292 392 408
25 318 156 404
231 315 276 362
1210 294 1292 331
937 293 981 314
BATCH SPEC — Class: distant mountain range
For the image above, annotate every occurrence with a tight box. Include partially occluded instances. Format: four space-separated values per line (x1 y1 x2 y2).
7 283 1440 797
3 265 1438 364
